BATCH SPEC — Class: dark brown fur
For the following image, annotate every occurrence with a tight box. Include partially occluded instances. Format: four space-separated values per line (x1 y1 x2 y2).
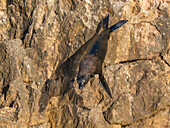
77 29 111 89
77 17 128 98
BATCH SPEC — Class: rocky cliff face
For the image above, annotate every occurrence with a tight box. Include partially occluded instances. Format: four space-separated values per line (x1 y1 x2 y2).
0 0 169 128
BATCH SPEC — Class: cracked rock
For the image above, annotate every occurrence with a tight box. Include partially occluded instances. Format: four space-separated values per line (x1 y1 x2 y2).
0 0 169 128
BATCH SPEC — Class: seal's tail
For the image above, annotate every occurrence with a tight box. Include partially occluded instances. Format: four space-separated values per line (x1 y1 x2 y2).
109 19 128 32
99 74 113 98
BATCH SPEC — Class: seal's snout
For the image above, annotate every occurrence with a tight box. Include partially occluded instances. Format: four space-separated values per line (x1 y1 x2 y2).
77 76 86 89
79 82 85 89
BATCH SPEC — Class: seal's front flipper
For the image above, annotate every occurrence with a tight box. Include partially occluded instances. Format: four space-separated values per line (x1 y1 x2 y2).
99 74 112 98
109 20 128 32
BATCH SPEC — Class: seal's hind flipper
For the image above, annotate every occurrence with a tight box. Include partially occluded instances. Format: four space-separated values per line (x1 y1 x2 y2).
96 20 103 33
96 15 109 33
103 14 109 28
99 74 112 98
109 20 128 32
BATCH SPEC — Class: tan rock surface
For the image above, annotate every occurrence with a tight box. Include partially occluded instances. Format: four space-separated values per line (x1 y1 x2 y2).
0 0 169 128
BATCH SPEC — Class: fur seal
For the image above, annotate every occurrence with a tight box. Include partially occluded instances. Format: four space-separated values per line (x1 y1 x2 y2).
77 15 128 98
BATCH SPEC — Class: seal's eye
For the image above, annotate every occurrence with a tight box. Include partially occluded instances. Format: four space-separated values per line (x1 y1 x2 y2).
77 76 85 82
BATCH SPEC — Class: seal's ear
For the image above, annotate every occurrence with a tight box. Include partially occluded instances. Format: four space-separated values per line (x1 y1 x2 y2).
99 74 112 98
109 20 128 32
103 14 109 28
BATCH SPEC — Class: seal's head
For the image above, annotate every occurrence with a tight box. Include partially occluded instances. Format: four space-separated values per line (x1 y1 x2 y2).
77 75 89 89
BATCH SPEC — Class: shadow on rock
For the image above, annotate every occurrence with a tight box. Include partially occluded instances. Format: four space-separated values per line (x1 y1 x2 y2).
38 17 105 112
